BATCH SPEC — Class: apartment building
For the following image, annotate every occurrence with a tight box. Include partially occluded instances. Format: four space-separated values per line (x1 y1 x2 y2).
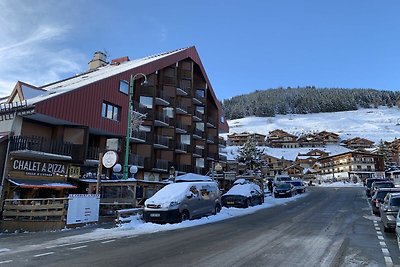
0 47 229 230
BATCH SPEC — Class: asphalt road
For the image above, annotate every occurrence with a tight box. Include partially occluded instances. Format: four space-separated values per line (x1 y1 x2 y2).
1 186 399 267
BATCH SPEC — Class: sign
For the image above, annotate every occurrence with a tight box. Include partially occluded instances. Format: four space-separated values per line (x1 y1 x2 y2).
67 194 100 225
68 165 81 178
11 159 67 177
102 151 118 168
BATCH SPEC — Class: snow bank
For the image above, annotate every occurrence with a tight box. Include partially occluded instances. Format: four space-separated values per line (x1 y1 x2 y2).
317 182 363 188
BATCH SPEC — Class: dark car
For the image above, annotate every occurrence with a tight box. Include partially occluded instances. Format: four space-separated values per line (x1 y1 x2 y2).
371 188 400 215
222 182 264 208
274 183 296 198
365 178 386 197
289 180 306 194
370 181 394 198
380 193 400 231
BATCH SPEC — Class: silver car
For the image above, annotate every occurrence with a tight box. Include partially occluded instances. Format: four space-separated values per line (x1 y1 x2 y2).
380 193 400 232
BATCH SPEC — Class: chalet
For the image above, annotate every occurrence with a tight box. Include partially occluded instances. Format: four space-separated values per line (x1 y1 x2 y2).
0 46 228 231
318 151 384 183
284 164 304 179
295 149 329 169
266 129 298 148
343 137 375 150
315 131 340 145
227 132 266 146
297 133 324 148
261 154 294 178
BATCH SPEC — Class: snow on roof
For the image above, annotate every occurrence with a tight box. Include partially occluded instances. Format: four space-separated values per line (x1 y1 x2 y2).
223 183 261 197
25 48 189 105
175 173 212 182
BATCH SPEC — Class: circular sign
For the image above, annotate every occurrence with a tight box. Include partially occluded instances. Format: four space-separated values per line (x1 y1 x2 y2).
130 165 138 174
102 151 118 168
113 163 122 173
215 163 223 171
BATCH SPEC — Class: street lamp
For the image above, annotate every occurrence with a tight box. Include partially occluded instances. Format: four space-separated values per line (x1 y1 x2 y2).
123 73 148 179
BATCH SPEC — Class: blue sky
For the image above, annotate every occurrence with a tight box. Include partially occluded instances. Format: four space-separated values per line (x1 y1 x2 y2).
1 0 399 100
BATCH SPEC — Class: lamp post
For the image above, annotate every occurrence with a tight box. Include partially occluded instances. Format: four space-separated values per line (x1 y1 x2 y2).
123 73 148 180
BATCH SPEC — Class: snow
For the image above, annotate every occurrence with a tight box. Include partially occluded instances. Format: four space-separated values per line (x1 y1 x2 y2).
317 182 363 187
223 183 261 197
175 173 212 182
144 182 191 209
224 106 400 143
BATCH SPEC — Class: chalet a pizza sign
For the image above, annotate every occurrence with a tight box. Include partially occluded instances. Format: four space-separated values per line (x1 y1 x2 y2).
11 159 67 177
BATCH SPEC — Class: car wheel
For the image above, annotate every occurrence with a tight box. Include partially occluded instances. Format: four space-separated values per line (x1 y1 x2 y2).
213 204 221 215
245 199 251 208
180 210 190 222
383 222 389 232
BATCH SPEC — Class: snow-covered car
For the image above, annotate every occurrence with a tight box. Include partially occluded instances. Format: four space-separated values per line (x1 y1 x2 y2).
274 182 296 198
143 181 221 223
222 183 264 208
289 180 306 194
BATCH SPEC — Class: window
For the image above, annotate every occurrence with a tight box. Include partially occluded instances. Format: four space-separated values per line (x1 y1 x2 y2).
220 116 225 123
196 89 205 98
181 135 191 145
196 106 204 114
196 158 204 168
140 96 152 108
196 122 204 132
102 102 121 121
119 80 129 94
163 107 174 118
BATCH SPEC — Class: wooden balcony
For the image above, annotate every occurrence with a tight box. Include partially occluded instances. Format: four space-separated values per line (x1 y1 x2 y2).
154 112 170 127
176 121 188 134
176 103 189 114
9 136 83 160
175 142 188 154
155 91 171 106
154 135 170 149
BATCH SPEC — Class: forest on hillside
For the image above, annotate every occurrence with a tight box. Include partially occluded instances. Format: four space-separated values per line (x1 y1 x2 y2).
221 87 400 120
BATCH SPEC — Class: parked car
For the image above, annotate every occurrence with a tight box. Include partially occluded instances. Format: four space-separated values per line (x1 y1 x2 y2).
395 210 400 249
222 182 264 208
365 178 387 198
143 181 221 223
289 180 306 194
370 181 394 198
371 188 400 215
380 193 400 231
274 182 296 198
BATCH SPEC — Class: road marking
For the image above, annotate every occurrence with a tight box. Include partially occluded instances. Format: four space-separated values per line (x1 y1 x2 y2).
0 260 13 264
33 252 54 257
384 256 393 264
101 239 115 244
375 227 380 231
0 249 10 253
378 235 384 240
380 241 387 247
69 245 87 250
377 231 383 235
382 248 390 255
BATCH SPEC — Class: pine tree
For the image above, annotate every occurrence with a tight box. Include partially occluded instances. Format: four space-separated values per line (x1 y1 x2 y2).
236 137 264 171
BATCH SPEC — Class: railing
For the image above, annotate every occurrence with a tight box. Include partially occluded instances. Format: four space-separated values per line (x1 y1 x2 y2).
154 159 169 171
133 101 148 114
193 129 204 139
155 112 170 125
176 121 188 132
176 142 188 152
87 146 101 160
154 135 170 147
10 136 73 157
156 91 171 104
193 147 203 157
3 198 68 221
176 103 189 113
132 130 148 142
207 134 215 143
193 110 203 120
207 117 216 127
129 154 145 167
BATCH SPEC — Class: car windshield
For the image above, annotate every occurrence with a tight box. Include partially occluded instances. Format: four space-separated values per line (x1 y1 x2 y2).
376 191 390 200
390 197 400 206
375 183 394 188
367 179 382 188
277 183 291 189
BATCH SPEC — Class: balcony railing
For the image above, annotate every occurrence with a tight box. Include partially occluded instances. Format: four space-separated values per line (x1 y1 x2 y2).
177 164 191 173
155 112 170 126
154 135 170 148
193 147 203 157
176 121 188 133
176 103 189 114
133 101 148 115
193 110 203 121
129 154 145 168
155 91 171 106
131 130 148 142
207 134 215 143
193 129 204 139
154 159 169 171
207 117 216 127
10 136 74 158
175 142 188 153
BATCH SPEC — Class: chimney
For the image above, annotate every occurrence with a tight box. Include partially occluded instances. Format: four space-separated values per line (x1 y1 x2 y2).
111 56 130 65
88 51 108 71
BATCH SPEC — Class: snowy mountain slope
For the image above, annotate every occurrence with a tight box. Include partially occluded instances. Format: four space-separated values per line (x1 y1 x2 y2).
224 106 400 143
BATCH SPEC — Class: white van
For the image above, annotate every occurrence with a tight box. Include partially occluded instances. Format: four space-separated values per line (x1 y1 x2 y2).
143 181 221 223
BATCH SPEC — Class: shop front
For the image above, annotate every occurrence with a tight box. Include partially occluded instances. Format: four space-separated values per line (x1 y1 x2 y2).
0 157 79 232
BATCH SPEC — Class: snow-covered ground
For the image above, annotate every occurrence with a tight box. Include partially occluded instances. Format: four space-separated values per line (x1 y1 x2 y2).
43 193 308 245
224 106 400 143
317 182 363 188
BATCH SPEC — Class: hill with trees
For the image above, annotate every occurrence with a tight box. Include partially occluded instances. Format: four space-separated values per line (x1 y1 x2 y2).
222 87 400 120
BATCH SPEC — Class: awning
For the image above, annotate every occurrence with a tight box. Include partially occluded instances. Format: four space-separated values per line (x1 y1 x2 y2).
7 178 77 189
